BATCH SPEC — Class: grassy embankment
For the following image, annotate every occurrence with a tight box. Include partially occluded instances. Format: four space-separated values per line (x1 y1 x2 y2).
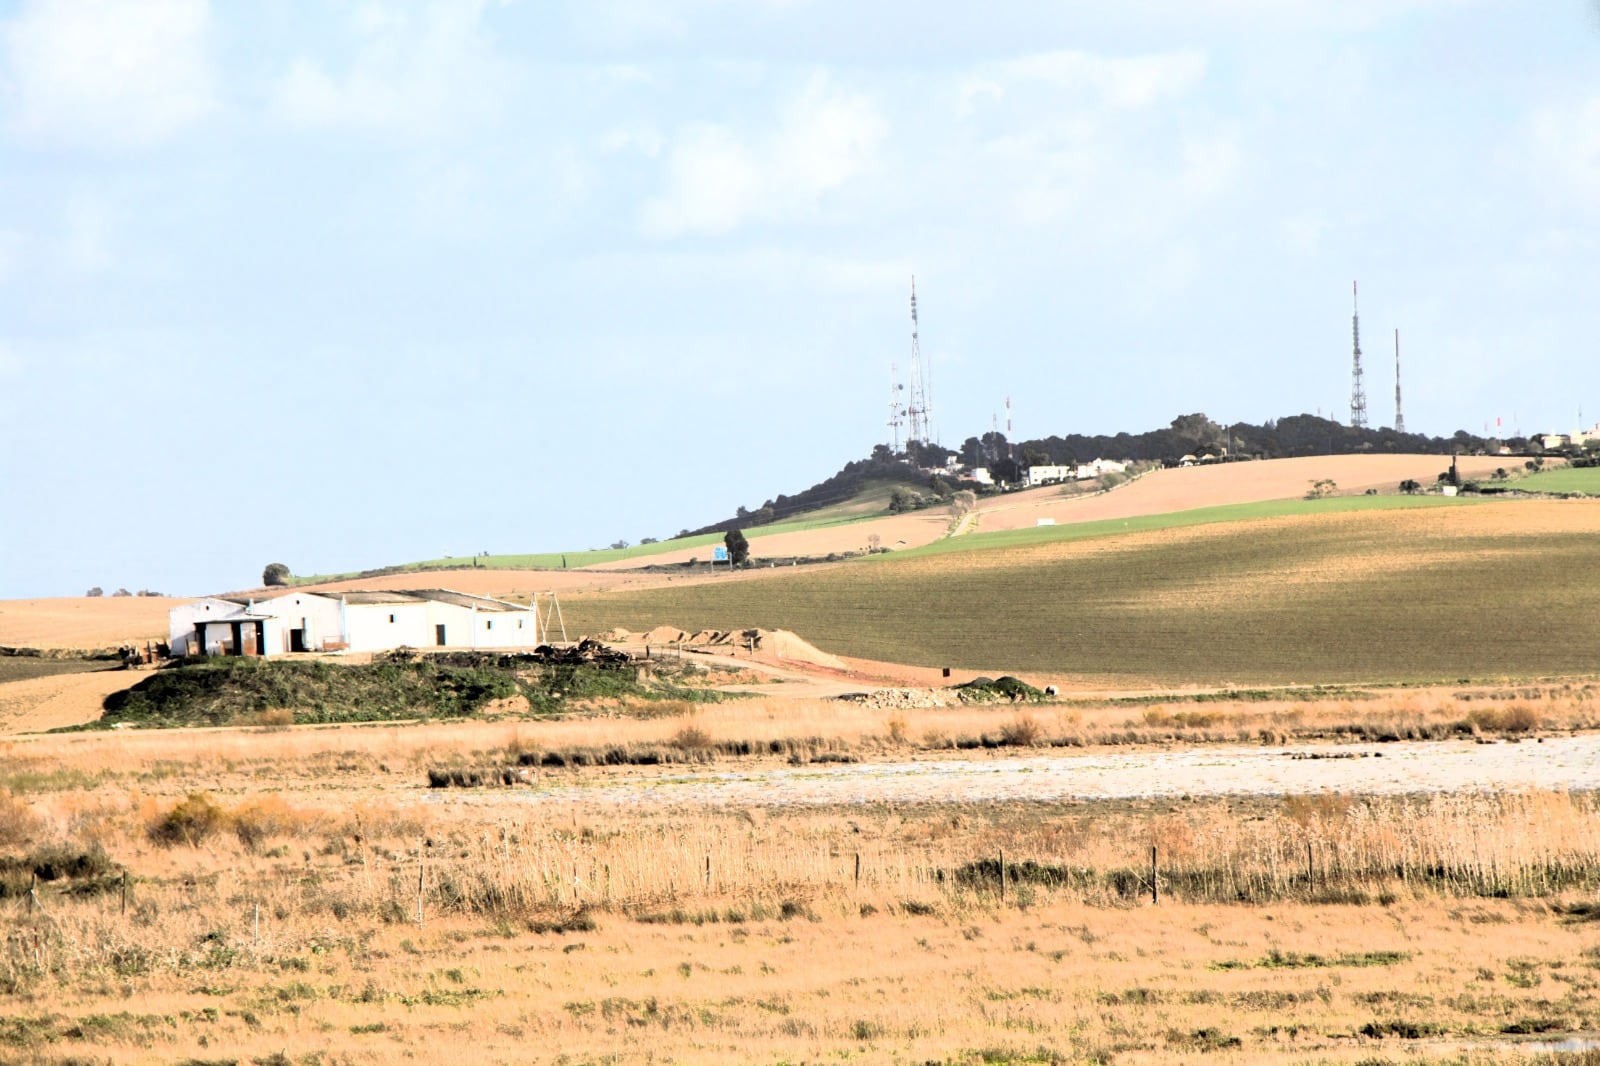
72 654 724 731
556 499 1600 685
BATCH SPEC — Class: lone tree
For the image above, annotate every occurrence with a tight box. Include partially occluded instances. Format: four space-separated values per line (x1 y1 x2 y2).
723 528 750 567
262 562 291 587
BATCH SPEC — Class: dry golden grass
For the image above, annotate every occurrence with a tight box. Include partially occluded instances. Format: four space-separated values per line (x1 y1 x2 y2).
4 689 1600 1064
3 783 1599 1064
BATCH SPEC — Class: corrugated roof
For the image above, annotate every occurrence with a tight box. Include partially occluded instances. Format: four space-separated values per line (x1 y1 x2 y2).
399 589 530 612
339 591 428 606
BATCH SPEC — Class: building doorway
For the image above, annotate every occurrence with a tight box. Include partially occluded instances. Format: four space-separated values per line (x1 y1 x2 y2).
435 624 447 646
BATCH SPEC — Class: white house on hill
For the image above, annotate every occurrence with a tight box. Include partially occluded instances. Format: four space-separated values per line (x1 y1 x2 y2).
169 589 543 657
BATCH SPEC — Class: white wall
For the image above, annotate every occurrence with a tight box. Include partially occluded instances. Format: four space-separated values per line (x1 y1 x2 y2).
343 602 432 653
423 600 541 650
168 598 247 656
255 593 345 653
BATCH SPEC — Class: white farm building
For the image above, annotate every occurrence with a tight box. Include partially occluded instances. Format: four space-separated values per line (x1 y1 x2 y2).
168 589 544 658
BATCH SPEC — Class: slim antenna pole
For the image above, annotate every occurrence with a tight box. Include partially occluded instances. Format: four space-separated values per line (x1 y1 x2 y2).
1393 328 1405 433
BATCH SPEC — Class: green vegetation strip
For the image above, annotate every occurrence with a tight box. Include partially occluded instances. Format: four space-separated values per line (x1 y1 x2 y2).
558 502 1600 685
293 505 892 583
77 656 720 730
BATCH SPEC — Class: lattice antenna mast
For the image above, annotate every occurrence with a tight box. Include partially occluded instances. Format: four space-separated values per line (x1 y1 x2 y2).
906 276 932 446
1349 280 1368 429
886 362 905 453
1393 329 1405 434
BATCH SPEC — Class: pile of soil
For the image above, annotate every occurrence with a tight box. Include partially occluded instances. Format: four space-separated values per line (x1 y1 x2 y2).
604 626 846 671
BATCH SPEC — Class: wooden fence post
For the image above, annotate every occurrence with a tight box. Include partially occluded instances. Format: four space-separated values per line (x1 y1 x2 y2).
121 870 128 916
705 855 712 887
854 852 861 887
417 851 426 929
1000 849 1006 902
1150 846 1159 905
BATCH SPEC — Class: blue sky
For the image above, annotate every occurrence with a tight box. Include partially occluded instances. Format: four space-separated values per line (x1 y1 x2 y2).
2 1 1597 598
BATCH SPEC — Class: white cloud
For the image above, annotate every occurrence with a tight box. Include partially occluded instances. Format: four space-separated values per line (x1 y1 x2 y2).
271 0 515 135
0 0 216 147
642 74 885 236
1521 94 1600 214
64 197 114 272
0 230 18 283
962 49 1208 114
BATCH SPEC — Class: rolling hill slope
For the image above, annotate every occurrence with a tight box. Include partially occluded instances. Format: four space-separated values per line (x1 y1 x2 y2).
557 498 1600 687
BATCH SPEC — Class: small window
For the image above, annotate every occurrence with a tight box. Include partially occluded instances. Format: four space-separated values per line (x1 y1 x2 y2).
517 619 523 629
389 613 396 623
486 619 493 630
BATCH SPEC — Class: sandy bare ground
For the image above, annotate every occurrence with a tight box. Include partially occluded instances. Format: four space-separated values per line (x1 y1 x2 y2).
971 453 1517 533
0 667 145 733
438 733 1600 810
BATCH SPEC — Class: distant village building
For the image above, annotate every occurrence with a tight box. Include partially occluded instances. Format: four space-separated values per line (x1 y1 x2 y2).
1024 464 1075 487
1075 458 1128 479
168 589 543 657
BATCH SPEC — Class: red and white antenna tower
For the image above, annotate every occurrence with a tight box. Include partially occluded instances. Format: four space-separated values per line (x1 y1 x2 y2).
1350 281 1368 429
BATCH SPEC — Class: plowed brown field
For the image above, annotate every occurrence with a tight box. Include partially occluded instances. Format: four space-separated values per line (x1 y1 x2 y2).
969 452 1513 532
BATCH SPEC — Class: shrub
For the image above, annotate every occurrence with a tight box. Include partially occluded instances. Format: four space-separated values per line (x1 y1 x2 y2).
1467 703 1540 734
148 793 230 847
999 714 1043 747
0 790 45 849
231 796 303 852
671 725 713 751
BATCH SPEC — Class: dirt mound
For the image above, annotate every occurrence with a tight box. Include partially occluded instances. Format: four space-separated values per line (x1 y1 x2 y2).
642 625 689 645
747 629 846 671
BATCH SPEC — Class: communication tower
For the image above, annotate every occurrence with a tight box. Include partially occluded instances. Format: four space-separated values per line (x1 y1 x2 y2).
1349 281 1368 429
906 277 933 446
886 362 905 452
1393 329 1405 434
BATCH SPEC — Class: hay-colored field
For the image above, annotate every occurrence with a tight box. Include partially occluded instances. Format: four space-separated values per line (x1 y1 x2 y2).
558 499 1600 685
970 453 1515 534
3 716 1599 1065
0 597 179 651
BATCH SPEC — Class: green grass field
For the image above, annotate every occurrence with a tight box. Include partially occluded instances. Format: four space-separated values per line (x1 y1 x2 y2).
1495 465 1600 494
559 501 1600 685
293 482 910 584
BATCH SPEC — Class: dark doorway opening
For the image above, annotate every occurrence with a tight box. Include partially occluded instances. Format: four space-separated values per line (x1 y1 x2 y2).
289 629 307 653
435 624 447 646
